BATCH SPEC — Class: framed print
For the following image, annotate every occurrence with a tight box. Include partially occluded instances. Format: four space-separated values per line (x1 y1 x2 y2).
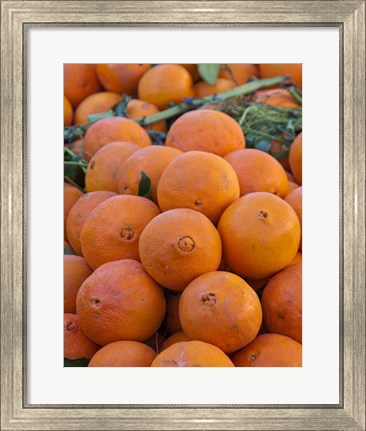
1 1 365 430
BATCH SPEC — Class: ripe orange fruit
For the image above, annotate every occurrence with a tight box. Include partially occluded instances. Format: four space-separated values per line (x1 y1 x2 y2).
64 313 99 360
64 183 83 241
66 191 117 255
64 255 93 313
88 340 156 367
286 171 295 182
161 331 191 351
193 78 235 98
138 64 194 109
165 109 245 157
232 333 302 367
219 64 258 84
179 64 200 82
85 141 140 193
288 251 302 267
180 271 262 353
288 181 300 192
151 341 234 367
261 263 302 343
74 92 122 125
64 96 73 126
157 151 240 224
126 99 167 132
259 64 302 88
218 192 301 279
254 88 299 108
117 146 182 203
139 209 222 291
224 148 289 198
165 294 182 334
289 132 302 184
64 64 101 108
83 117 151 161
96 64 151 94
285 186 302 249
80 195 160 269
76 259 166 345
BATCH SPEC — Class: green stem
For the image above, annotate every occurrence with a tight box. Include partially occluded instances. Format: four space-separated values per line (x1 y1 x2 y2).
287 87 302 105
64 176 84 190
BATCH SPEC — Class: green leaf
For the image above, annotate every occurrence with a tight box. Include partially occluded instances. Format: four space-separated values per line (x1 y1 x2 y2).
64 358 89 367
255 140 271 152
198 64 221 84
64 244 76 255
138 171 152 198
87 110 114 124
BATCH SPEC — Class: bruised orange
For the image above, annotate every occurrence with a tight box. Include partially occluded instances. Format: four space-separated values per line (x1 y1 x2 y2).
64 255 93 313
64 313 99 360
96 64 151 94
74 91 122 125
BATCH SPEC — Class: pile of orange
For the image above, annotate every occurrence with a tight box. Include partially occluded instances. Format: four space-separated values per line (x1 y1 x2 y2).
64 63 302 367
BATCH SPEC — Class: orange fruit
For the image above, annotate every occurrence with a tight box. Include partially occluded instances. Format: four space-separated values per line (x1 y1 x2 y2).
232 333 302 367
64 64 101 108
219 64 258 84
151 341 234 367
245 276 271 291
161 331 191 351
74 92 122 125
80 195 160 269
88 340 156 367
138 64 194 109
286 171 295 182
218 192 301 279
126 99 167 132
165 294 182 334
64 313 99 360
288 181 300 192
117 146 182 203
165 109 245 157
96 64 151 94
83 117 151 161
179 64 200 82
224 148 289 198
64 255 93 313
139 209 222 291
193 78 235 98
285 186 302 250
288 251 302 267
254 88 299 108
270 140 290 171
180 271 262 353
70 139 84 158
259 64 302 88
64 96 73 126
289 132 302 184
261 263 302 343
66 191 117 255
76 259 166 345
64 183 83 241
157 151 240 224
85 141 140 193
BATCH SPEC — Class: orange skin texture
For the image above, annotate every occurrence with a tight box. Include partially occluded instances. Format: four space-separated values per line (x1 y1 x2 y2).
96 64 151 94
259 64 302 88
165 294 182 334
289 132 302 184
254 88 300 108
64 96 73 126
76 259 166 346
88 341 157 367
138 64 194 110
224 148 289 198
117 146 182 203
288 251 302 267
139 209 222 291
285 186 302 250
126 99 167 132
218 192 301 279
74 92 122 125
179 64 200 82
64 64 101 108
232 333 302 367
64 313 100 360
288 181 300 192
157 151 240 225
64 255 93 313
165 109 246 157
161 331 191 351
193 78 235 98
151 341 234 367
83 117 151 161
85 141 140 193
80 195 160 270
64 183 83 241
261 263 302 343
180 271 262 353
286 171 295 182
219 64 259 84
66 191 117 255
